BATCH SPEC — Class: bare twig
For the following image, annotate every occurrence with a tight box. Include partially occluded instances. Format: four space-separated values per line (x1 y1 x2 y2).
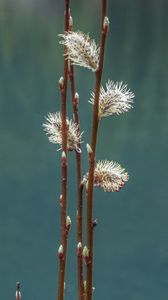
69 50 84 300
86 1 108 299
57 1 70 300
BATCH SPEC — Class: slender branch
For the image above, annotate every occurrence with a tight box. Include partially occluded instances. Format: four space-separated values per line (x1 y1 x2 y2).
86 1 108 299
69 59 84 300
57 1 70 300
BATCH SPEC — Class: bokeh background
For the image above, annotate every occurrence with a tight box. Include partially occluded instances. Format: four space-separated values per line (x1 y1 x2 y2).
0 0 168 299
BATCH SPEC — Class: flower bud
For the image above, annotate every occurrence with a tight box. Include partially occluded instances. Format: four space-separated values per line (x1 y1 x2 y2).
62 151 67 166
83 246 89 259
58 244 64 259
66 119 70 130
86 143 93 154
77 242 82 256
66 216 71 230
59 76 64 89
59 194 63 206
103 16 110 32
74 92 79 106
69 16 73 29
92 218 98 228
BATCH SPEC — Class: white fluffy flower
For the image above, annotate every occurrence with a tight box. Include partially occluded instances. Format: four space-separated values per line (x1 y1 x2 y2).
84 160 129 192
43 112 82 152
90 81 134 118
59 31 99 71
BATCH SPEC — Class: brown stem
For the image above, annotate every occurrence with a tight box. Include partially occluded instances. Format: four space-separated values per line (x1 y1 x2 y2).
57 1 70 300
86 1 108 299
69 63 84 300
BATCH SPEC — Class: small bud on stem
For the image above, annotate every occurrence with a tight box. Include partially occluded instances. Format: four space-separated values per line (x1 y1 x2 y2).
86 143 93 154
58 244 64 259
74 92 79 106
59 76 64 90
86 143 94 161
103 16 110 32
66 216 71 230
69 15 73 30
83 246 89 264
77 242 83 256
59 194 63 206
62 151 67 166
92 218 98 229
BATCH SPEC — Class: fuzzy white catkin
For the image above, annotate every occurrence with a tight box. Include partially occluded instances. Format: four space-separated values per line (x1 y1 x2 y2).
43 112 82 152
84 160 129 192
90 80 134 118
59 31 100 71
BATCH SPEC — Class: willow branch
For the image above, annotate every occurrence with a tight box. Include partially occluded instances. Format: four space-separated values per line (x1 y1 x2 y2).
86 1 108 299
69 57 84 300
57 1 70 300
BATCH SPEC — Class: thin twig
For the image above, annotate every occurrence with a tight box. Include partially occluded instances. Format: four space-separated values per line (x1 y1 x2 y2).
69 60 84 300
57 1 70 300
86 1 108 299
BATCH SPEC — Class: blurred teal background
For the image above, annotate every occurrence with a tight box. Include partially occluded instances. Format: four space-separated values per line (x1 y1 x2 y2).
0 0 168 299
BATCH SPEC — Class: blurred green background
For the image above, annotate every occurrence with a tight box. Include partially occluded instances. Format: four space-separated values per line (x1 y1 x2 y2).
0 0 168 299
